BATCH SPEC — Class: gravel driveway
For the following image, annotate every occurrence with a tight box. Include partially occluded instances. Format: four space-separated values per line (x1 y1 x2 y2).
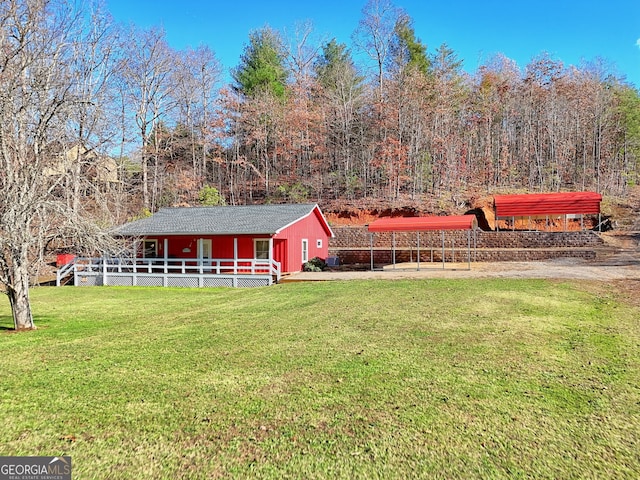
287 232 640 282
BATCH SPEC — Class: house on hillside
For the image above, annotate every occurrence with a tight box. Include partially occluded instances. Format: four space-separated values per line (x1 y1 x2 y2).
44 144 119 190
59 203 334 288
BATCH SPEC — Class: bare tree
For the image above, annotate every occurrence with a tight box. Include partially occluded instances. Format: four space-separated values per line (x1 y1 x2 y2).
0 0 121 330
353 0 404 97
121 26 176 211
172 45 222 186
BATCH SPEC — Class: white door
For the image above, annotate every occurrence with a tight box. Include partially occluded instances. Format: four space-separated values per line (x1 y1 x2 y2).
199 239 212 266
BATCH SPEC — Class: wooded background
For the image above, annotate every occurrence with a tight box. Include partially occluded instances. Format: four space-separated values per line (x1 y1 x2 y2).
1 0 639 329
6 0 640 226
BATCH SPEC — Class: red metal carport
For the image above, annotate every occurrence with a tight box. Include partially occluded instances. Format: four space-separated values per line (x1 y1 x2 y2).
367 215 478 271
493 191 602 231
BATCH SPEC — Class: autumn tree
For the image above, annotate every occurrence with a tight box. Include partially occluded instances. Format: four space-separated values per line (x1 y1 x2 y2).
314 39 366 198
231 27 289 196
172 45 222 186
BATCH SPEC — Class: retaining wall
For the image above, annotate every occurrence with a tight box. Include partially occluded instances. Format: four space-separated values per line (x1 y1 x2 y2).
328 226 603 264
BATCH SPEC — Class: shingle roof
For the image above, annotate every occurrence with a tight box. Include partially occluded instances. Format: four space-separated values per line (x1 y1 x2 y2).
115 204 327 236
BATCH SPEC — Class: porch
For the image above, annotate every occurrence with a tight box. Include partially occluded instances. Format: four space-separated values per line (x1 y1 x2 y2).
57 256 282 288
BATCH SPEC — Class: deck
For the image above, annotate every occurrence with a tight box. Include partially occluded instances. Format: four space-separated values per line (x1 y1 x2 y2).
57 257 281 288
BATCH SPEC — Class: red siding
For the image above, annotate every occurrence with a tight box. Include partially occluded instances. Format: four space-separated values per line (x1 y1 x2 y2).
275 208 332 271
135 207 331 273
140 235 270 260
273 239 288 272
494 192 602 217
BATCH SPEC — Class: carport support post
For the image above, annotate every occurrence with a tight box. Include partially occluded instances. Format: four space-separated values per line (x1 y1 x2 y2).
467 230 471 270
417 232 421 271
370 233 374 271
441 230 445 270
392 231 396 270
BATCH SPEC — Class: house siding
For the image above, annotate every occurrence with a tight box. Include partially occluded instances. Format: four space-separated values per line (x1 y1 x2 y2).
128 205 332 275
275 209 331 271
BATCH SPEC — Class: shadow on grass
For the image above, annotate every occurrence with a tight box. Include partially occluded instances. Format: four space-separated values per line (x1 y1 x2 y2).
0 315 14 328
0 315 53 331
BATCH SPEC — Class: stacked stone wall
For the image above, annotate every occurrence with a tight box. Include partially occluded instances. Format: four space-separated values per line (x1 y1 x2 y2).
328 226 603 264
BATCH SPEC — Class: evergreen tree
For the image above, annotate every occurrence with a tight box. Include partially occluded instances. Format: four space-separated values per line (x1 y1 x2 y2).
314 39 363 92
232 27 288 99
615 85 640 184
389 15 430 76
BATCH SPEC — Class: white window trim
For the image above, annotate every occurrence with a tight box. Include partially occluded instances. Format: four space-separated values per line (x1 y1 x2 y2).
301 238 309 263
317 239 323 248
143 239 158 258
254 238 270 260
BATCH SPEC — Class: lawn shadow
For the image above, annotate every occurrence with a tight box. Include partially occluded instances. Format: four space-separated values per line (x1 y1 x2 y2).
0 315 14 330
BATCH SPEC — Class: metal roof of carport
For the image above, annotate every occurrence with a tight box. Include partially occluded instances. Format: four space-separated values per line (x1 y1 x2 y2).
494 191 602 217
367 214 478 232
367 215 478 271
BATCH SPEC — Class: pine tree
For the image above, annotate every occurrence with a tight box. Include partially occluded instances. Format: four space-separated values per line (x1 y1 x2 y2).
232 27 288 99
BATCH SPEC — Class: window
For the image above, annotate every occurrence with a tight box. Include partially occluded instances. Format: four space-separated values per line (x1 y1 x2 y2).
254 239 270 259
301 239 309 263
143 239 158 258
317 239 323 248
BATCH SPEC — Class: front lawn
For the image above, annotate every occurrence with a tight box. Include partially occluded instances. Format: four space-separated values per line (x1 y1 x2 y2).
1 279 638 478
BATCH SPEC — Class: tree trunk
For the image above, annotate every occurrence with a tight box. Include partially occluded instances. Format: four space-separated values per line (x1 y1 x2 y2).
7 262 34 330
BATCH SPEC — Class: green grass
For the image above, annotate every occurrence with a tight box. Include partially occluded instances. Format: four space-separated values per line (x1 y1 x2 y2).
1 279 639 479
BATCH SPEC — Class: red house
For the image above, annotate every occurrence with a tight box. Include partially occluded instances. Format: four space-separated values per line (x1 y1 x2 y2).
65 204 334 288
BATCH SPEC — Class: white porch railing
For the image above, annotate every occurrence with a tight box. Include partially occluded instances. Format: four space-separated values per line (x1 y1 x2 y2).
58 256 281 288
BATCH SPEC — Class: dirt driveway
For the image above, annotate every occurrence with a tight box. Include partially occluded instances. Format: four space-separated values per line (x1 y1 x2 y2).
288 258 640 282
287 232 640 283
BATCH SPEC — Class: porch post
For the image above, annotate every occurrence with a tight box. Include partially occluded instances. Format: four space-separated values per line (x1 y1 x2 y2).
163 238 169 273
269 237 273 274
234 238 238 275
198 238 203 274
133 239 138 273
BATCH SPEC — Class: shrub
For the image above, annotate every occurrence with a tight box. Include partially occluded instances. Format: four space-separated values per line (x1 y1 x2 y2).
303 256 327 272
198 185 226 206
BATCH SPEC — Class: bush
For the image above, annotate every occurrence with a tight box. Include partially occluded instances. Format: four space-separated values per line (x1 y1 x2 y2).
303 256 327 272
198 185 226 206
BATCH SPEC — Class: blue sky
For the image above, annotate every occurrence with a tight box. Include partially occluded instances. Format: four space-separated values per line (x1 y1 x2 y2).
106 0 640 88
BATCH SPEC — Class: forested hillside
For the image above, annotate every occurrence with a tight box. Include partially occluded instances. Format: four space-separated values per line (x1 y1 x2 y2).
1 0 638 329
4 0 640 226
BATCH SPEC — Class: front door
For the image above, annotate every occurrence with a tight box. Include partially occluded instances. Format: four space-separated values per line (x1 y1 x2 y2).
199 239 212 266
